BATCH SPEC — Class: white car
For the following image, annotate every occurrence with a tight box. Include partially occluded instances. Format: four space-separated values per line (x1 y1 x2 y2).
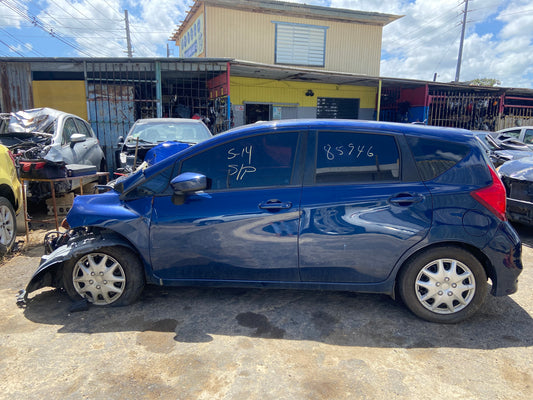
497 126 533 149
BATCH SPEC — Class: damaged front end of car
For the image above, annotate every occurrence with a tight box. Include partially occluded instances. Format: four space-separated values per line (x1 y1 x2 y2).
18 226 138 306
2 108 72 199
18 172 151 307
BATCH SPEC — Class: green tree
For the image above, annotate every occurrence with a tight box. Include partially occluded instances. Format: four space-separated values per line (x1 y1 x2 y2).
467 78 501 87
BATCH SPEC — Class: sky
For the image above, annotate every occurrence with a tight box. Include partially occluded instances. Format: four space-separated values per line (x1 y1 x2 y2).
1 0 532 88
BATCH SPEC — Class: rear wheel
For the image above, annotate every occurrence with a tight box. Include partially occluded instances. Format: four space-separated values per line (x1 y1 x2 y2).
398 247 487 323
62 246 144 306
0 197 16 255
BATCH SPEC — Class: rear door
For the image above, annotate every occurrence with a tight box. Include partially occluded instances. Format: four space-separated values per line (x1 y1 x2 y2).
298 129 432 283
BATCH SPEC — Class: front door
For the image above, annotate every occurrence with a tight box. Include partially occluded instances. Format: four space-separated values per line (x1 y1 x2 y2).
149 130 304 282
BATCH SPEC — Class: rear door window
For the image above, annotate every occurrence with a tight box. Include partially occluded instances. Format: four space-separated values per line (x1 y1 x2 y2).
315 131 400 184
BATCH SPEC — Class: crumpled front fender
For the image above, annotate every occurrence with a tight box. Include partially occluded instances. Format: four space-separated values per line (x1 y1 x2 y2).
23 232 137 302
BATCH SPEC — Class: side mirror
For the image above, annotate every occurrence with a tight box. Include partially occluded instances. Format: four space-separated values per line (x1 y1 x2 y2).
70 133 86 146
171 172 207 194
170 173 207 205
117 136 125 147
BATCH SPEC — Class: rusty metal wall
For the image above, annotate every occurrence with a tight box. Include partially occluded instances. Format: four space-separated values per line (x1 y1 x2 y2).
85 61 157 172
85 60 227 172
0 62 33 113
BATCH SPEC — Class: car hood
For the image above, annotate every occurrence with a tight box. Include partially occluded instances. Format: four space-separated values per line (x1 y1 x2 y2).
499 156 533 181
5 107 61 134
0 108 58 148
144 141 191 165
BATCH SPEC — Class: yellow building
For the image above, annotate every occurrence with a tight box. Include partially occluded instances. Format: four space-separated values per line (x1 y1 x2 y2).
172 0 401 125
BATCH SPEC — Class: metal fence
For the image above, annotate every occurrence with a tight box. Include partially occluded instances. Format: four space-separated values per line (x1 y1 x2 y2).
84 60 228 172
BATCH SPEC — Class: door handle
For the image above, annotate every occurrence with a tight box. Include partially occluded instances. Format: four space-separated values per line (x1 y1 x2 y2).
259 199 292 210
389 193 424 206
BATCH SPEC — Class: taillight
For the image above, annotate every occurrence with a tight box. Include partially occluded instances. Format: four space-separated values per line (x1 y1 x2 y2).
471 167 507 221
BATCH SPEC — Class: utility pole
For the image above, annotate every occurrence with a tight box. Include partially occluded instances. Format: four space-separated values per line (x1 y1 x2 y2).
455 0 469 82
124 9 133 58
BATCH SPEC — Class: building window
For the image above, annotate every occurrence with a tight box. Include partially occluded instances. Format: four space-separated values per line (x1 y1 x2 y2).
273 21 327 67
317 97 360 119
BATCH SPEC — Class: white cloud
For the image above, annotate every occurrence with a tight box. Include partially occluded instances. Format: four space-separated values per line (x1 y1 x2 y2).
321 0 533 88
0 0 28 28
32 0 192 57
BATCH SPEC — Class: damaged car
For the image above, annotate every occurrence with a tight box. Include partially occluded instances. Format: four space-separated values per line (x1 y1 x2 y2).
0 108 106 200
22 120 522 323
474 131 533 167
499 156 533 225
116 118 212 174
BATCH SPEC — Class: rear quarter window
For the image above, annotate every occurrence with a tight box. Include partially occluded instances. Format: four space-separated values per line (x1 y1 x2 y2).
407 136 470 181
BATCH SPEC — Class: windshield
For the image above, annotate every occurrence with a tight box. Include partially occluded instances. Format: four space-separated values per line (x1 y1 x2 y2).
125 121 211 145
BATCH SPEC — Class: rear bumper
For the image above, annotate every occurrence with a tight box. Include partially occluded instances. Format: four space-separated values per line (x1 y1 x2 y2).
484 222 523 296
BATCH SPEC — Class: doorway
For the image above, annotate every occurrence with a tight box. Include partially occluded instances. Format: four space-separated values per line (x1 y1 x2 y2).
245 103 271 124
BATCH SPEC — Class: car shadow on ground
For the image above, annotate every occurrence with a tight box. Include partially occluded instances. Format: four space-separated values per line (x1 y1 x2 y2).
22 282 532 350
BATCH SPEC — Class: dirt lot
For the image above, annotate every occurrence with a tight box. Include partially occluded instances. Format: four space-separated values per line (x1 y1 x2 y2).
0 222 532 400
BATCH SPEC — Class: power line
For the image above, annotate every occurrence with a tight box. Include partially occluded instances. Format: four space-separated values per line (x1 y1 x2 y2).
0 39 25 56
384 5 463 54
0 27 45 56
40 0 122 56
2 0 94 56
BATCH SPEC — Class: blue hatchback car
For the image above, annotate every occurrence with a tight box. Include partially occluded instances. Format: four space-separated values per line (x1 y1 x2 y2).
24 120 522 323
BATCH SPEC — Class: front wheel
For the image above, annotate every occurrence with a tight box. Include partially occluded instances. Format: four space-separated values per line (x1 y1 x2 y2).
398 247 487 323
62 246 144 306
0 196 17 255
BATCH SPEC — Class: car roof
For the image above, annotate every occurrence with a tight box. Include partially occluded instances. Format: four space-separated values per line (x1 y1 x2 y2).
218 119 474 142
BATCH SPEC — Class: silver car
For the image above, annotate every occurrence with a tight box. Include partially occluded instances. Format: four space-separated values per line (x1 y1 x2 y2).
117 118 212 173
0 108 106 199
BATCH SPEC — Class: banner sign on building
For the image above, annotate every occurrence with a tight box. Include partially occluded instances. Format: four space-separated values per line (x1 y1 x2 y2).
181 15 204 58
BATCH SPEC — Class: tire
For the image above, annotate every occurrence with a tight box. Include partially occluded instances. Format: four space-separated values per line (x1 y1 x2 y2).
0 196 17 255
398 246 487 323
62 246 144 306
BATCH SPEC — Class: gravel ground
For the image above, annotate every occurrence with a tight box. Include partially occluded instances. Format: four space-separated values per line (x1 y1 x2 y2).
0 222 532 400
